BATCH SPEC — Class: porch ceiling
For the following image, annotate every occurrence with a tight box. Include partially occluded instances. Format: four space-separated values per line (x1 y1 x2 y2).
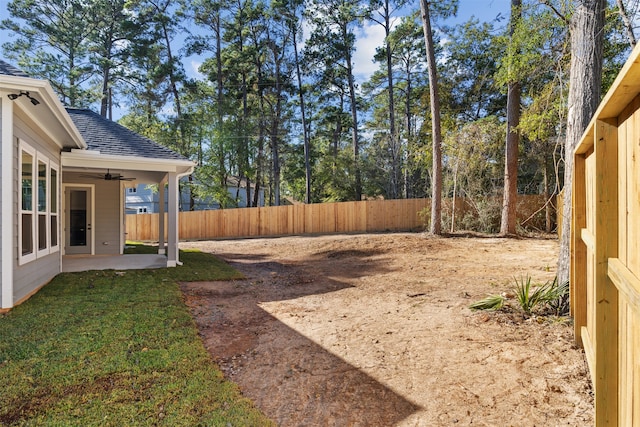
62 167 168 186
61 151 194 185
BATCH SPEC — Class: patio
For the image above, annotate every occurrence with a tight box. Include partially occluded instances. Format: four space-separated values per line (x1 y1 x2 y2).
62 254 167 273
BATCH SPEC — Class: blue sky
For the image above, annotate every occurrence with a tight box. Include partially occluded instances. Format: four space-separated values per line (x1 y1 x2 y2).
351 0 511 80
0 0 511 92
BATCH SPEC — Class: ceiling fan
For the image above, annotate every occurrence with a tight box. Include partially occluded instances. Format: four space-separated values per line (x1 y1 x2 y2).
84 169 136 181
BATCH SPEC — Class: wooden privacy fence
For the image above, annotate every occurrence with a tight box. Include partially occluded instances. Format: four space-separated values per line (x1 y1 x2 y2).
128 198 429 241
127 195 551 241
571 45 640 426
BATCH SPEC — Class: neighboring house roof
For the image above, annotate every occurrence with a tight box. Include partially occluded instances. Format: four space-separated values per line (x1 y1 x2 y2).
226 176 261 189
65 108 188 161
0 59 29 77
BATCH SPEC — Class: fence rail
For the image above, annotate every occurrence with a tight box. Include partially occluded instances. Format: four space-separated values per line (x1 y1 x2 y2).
570 45 640 425
126 195 551 241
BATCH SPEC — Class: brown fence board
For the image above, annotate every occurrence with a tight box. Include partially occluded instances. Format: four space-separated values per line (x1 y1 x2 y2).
126 196 547 242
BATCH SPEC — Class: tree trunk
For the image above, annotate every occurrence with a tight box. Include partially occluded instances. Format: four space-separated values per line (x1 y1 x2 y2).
344 30 361 201
215 13 227 199
291 18 312 204
616 0 636 48
383 0 399 199
451 160 459 233
188 174 195 211
270 40 283 207
543 154 552 233
404 64 413 199
158 14 186 156
420 0 442 235
100 65 110 118
557 0 605 285
500 0 522 236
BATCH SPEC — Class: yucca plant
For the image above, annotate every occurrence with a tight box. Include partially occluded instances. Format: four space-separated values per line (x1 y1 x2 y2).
470 276 570 317
546 278 570 316
513 275 564 315
469 294 505 311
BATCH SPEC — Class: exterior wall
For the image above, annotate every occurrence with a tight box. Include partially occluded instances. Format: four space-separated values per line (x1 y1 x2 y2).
0 98 6 308
12 112 62 305
125 181 265 213
125 186 154 213
63 172 121 255
0 100 3 292
94 179 121 254
225 185 264 209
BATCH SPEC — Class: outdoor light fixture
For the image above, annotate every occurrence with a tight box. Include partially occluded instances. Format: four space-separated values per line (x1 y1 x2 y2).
7 91 39 105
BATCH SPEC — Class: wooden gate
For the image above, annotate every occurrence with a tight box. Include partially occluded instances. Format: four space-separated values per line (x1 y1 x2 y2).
571 45 640 426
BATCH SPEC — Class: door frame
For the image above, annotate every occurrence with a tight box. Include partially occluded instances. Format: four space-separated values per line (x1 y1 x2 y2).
62 184 95 255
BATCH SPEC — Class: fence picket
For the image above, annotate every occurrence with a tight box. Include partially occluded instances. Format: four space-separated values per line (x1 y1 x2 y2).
126 196 549 241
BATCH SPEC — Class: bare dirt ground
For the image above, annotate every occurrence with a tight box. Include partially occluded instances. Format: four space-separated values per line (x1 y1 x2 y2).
179 232 593 426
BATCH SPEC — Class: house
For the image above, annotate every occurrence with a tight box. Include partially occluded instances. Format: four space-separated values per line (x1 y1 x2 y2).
0 60 195 310
125 175 265 213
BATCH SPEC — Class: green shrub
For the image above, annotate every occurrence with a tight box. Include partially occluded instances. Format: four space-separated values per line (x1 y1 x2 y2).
470 275 570 317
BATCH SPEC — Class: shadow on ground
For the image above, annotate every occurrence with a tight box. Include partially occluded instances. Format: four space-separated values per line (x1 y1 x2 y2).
180 252 420 426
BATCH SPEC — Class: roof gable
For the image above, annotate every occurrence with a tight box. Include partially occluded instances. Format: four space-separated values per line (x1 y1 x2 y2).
65 108 187 161
0 60 85 149
0 59 29 78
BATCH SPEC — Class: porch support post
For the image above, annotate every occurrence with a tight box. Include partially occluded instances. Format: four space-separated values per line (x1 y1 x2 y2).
1 95 14 309
157 176 166 255
167 172 180 267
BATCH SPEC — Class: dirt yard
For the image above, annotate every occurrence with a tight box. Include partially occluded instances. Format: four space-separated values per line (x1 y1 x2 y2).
179 233 593 426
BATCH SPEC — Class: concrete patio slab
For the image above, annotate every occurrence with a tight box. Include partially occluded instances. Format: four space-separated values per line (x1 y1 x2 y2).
62 254 167 273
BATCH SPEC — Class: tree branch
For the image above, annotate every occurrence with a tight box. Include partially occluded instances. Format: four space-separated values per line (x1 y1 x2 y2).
539 0 570 26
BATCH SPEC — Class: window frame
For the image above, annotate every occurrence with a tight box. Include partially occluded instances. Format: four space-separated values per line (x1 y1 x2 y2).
36 153 50 258
18 140 60 265
49 162 59 252
18 141 36 265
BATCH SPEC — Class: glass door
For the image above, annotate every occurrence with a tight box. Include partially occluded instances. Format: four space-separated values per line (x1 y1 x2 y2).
65 187 92 254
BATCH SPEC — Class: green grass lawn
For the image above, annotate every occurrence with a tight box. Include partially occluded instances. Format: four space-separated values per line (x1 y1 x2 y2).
0 245 274 426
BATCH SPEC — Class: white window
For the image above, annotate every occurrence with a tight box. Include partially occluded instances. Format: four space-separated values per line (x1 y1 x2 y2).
36 155 48 256
19 140 59 265
50 163 59 251
138 207 148 214
127 187 137 194
19 143 36 264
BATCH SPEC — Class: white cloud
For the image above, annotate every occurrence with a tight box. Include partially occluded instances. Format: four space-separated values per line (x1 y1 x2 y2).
190 60 205 79
352 21 386 82
298 16 390 84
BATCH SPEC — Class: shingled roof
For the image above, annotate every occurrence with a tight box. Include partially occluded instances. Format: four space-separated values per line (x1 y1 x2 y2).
0 59 29 78
66 108 188 161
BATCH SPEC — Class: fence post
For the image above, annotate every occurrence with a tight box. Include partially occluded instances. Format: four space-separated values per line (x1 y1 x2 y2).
593 119 619 426
571 156 586 336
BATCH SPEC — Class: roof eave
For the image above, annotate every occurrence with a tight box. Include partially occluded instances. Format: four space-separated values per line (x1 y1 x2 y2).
0 75 86 149
61 150 195 174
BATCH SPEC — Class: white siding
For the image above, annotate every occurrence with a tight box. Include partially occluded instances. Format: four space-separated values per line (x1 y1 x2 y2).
0 98 9 308
12 113 62 305
63 172 121 255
